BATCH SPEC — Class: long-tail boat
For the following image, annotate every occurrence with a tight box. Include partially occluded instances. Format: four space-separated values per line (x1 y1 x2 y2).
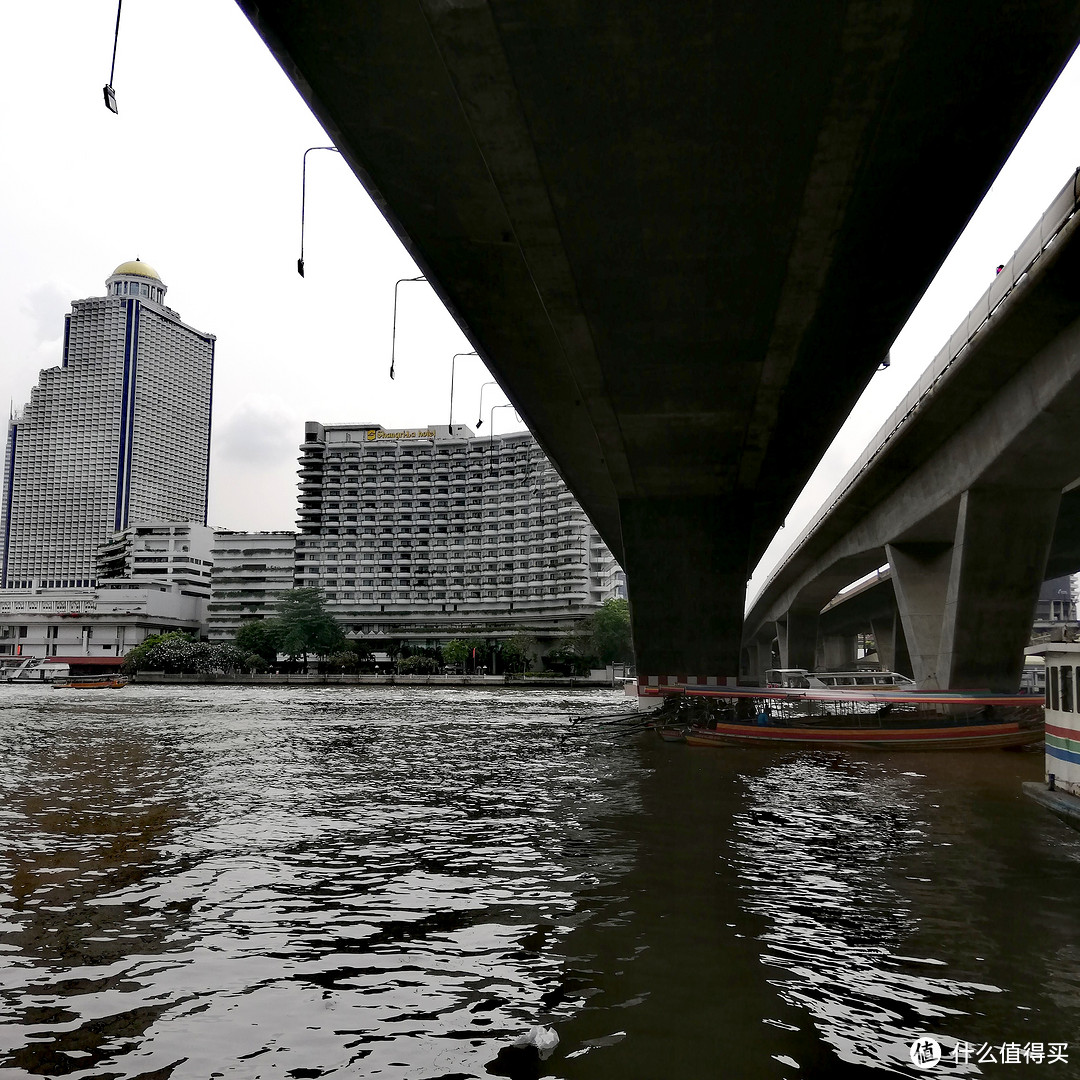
642 683 1043 751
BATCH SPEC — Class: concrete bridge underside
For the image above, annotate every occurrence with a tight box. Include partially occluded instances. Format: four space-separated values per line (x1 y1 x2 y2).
239 1 1080 678
745 183 1080 691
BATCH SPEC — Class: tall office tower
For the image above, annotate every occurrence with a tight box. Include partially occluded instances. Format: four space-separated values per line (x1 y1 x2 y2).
294 421 625 642
1 261 215 589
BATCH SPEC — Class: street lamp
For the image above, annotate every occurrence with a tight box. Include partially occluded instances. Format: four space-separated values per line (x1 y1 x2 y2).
103 0 123 113
450 351 478 429
389 275 427 379
475 381 499 428
297 146 341 277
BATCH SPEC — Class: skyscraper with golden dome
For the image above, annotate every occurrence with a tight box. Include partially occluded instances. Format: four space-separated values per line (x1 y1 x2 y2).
1 260 215 589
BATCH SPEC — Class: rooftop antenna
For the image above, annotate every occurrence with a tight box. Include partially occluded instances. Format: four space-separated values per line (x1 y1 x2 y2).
103 0 122 113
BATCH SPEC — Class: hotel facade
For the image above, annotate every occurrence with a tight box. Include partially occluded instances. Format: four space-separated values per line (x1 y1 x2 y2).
1 260 214 590
206 531 298 643
295 421 624 644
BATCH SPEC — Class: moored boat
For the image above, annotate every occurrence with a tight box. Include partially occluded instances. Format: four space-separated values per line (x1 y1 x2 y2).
645 683 1044 751
53 675 128 689
655 726 688 743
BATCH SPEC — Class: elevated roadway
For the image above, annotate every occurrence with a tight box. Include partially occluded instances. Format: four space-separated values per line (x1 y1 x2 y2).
745 172 1080 691
238 1 1080 679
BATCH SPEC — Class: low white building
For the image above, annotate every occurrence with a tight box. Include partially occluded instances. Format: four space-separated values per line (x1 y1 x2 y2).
207 531 296 642
0 583 205 667
0 521 213 668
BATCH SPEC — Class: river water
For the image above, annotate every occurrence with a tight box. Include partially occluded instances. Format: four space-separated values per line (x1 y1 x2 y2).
0 685 1078 1079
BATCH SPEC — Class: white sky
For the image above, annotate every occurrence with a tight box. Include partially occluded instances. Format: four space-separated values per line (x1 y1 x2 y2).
2 3 1078 599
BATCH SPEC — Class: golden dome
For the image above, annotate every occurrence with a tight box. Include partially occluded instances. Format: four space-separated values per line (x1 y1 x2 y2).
111 258 161 281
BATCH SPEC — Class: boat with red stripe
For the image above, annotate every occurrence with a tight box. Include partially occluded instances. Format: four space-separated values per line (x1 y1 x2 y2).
644 683 1044 751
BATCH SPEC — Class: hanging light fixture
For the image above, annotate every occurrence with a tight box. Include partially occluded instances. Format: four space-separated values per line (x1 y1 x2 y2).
103 0 122 113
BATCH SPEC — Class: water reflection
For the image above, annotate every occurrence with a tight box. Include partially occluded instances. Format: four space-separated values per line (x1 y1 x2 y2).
3 689 1080 1079
731 756 991 1074
0 685 639 1078
727 750 1080 1077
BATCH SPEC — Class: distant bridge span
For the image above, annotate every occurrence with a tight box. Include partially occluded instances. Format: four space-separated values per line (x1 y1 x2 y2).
744 172 1080 691
239 1 1080 680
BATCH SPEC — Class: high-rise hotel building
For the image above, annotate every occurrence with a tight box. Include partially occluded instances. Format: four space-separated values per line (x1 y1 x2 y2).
2 261 214 589
296 422 624 640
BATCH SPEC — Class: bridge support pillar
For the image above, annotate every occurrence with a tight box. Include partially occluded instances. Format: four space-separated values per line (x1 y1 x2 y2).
776 607 818 671
886 541 955 689
938 487 1060 691
741 638 772 685
621 496 748 680
870 609 911 677
820 634 856 670
889 487 1059 691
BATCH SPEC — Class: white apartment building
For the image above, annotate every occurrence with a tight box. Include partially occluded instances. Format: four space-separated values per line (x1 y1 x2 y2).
96 521 215 602
1 260 214 589
295 421 625 643
207 531 297 642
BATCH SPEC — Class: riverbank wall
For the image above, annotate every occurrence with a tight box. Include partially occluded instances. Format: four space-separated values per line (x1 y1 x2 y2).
131 672 628 689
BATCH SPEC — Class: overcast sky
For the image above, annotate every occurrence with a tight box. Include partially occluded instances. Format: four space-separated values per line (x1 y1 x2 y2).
3 4 1079 602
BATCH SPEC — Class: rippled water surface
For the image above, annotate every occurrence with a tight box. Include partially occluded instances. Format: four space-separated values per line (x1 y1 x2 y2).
1 685 1079 1079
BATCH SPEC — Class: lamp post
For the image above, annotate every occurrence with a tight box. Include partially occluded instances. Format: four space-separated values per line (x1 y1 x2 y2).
297 146 341 277
450 351 478 429
389 275 427 379
103 0 122 113
475 382 498 428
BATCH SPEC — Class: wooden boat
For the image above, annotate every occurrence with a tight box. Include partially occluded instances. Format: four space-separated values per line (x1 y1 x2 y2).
655 726 688 743
644 683 1043 751
54 675 128 689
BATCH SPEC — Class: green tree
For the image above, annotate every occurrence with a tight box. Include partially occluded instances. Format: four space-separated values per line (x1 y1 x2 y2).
234 619 282 664
544 641 593 677
123 631 194 674
123 633 248 675
398 654 440 675
584 598 634 665
274 588 346 663
499 633 536 673
441 639 470 668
